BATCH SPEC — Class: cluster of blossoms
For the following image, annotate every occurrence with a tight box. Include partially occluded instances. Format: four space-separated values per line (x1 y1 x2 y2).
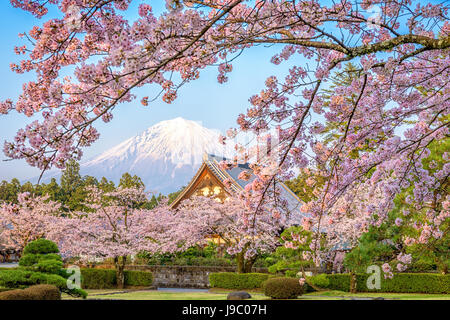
1 0 449 269
0 188 172 268
56 186 164 261
396 253 412 272
382 263 393 279
0 192 62 252
166 194 289 263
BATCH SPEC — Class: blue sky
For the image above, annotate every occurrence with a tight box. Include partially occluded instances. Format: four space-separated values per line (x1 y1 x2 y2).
0 1 305 181
2 0 436 182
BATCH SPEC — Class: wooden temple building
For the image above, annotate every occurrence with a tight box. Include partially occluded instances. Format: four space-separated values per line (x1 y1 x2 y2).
170 154 305 224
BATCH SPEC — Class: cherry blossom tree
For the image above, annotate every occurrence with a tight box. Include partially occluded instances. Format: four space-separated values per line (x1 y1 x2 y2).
0 192 61 253
165 195 288 273
58 186 161 288
1 0 449 269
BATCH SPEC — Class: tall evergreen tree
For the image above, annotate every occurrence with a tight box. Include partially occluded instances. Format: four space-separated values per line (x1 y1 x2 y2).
118 173 145 189
0 178 21 204
98 177 116 193
60 159 82 195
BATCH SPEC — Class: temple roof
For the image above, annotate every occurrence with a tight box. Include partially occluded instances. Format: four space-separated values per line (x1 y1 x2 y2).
170 153 307 225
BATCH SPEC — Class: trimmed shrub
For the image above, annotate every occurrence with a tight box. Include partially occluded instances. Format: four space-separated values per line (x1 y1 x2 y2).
0 284 60 300
33 260 64 274
80 268 116 289
209 272 272 289
1 239 87 299
24 284 61 300
19 241 63 274
80 269 153 289
0 269 64 289
18 254 40 267
19 253 62 268
308 273 450 294
124 270 153 287
263 277 303 299
0 269 86 298
23 239 59 255
0 288 33 300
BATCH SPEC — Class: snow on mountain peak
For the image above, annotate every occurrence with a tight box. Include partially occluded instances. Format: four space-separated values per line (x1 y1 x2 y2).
79 118 231 194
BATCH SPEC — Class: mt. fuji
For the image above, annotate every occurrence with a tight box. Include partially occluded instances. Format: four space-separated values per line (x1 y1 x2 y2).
41 118 233 194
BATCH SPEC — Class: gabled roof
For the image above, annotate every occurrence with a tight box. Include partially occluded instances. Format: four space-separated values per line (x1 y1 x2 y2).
170 154 307 224
169 162 229 208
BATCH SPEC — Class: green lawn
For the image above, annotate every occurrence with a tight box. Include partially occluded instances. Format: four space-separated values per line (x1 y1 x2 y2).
305 290 450 300
62 288 449 300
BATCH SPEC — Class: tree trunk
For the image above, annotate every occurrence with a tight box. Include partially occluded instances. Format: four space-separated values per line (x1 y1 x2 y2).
349 271 357 293
236 252 245 274
243 255 257 273
114 256 127 289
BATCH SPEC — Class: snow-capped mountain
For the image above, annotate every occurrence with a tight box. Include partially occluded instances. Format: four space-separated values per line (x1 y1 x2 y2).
40 118 232 194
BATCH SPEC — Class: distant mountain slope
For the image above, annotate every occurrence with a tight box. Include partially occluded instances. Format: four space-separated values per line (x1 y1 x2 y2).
39 118 232 194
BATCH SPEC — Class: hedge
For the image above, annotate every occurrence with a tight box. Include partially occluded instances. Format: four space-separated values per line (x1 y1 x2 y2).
124 270 153 287
80 269 153 289
209 272 273 289
0 284 61 300
0 269 87 298
263 277 304 299
308 273 450 294
80 269 116 289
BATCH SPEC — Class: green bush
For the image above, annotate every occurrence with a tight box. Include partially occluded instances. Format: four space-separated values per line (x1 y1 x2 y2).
0 269 87 298
1 239 87 299
18 254 40 267
308 273 330 288
263 277 303 299
19 253 63 274
0 284 61 300
80 269 116 289
124 270 153 287
209 272 272 289
308 273 450 294
19 241 64 274
34 260 64 274
22 239 59 255
19 253 62 265
80 269 153 289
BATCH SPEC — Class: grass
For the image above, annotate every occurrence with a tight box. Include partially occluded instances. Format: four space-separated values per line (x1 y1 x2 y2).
62 290 254 300
62 288 340 300
305 290 450 300
61 288 449 300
